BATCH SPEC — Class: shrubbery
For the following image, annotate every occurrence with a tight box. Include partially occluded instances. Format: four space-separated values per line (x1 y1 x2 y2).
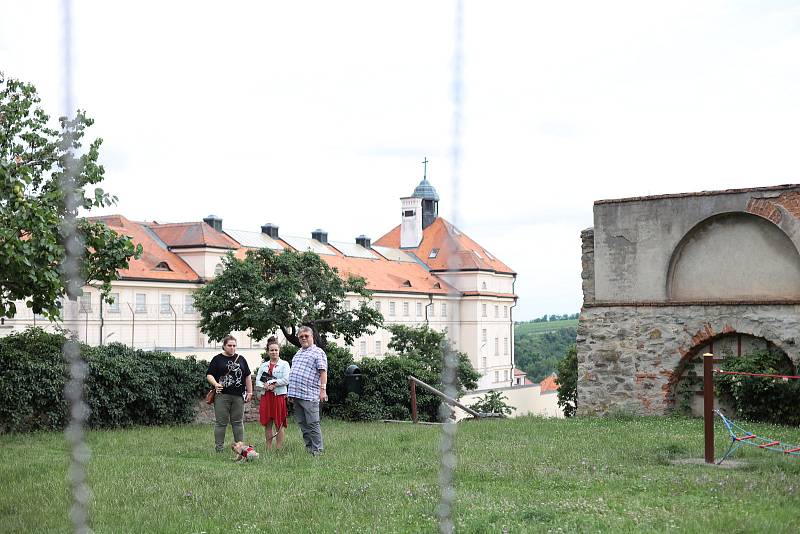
716 349 800 425
0 328 208 433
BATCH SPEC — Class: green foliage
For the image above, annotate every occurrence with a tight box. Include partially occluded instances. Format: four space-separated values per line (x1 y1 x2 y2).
468 390 516 416
515 325 577 382
0 328 207 433
329 325 480 422
521 313 579 323
555 344 577 417
281 341 354 413
193 248 382 349
0 74 141 319
716 349 800 425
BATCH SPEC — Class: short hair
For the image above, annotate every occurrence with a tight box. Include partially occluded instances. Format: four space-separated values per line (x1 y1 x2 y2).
298 326 314 336
222 335 237 347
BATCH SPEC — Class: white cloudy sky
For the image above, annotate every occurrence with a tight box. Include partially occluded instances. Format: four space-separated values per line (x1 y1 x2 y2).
2 1 799 320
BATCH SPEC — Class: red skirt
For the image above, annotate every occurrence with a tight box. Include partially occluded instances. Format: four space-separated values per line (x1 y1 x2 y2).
259 391 287 427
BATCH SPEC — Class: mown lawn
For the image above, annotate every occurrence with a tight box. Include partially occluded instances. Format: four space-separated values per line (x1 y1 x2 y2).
1 415 799 533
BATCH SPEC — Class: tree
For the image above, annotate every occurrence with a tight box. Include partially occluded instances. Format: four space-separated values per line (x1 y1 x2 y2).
0 74 141 319
556 344 577 417
387 323 479 393
193 248 383 349
468 390 516 416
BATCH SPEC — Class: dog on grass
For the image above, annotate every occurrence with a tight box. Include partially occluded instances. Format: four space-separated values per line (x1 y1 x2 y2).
231 441 260 463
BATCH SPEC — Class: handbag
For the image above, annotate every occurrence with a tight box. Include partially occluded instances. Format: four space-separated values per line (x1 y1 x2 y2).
206 355 239 405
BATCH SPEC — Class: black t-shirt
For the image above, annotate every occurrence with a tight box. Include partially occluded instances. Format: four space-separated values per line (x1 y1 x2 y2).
206 353 251 396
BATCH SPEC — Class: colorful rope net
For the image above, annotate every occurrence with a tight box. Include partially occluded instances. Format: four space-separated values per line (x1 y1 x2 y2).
715 410 800 464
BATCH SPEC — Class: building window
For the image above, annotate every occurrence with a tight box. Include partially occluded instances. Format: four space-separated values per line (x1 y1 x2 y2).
482 304 487 317
503 306 508 318
375 340 382 355
416 302 422 316
184 294 195 314
441 303 447 317
481 329 487 343
494 337 499 356
494 370 499 382
494 305 499 318
389 302 396 316
429 248 439 259
108 293 120 313
429 303 435 317
79 291 92 313
375 301 381 313
160 294 171 314
214 264 224 276
504 337 509 355
359 340 367 356
135 293 146 314
344 300 350 311
481 281 487 290
504 369 509 381
403 302 409 316
482 357 487 369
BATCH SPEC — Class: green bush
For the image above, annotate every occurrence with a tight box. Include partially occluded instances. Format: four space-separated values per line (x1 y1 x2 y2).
469 390 515 416
281 342 354 415
0 328 208 433
716 349 800 425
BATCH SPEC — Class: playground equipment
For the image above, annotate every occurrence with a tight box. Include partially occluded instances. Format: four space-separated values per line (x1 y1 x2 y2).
702 352 800 464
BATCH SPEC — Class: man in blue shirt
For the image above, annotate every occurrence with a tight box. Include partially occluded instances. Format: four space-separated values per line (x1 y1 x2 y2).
287 326 328 455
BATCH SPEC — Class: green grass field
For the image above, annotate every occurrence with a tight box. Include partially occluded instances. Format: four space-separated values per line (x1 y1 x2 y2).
2 416 800 532
515 319 579 336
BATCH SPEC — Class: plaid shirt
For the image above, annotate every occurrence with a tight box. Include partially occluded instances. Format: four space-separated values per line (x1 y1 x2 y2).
287 345 328 401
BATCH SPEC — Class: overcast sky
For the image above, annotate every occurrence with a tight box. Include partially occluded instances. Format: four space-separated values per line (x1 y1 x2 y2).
2 1 799 320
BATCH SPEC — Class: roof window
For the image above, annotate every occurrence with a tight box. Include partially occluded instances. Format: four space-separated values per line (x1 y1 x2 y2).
433 282 441 289
428 248 439 259
154 261 172 271
485 250 496 260
402 280 412 287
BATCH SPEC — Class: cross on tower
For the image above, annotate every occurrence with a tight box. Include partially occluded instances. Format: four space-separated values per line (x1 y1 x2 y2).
422 157 428 180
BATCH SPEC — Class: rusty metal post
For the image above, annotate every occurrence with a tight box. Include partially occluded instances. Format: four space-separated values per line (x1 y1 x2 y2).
410 378 418 423
704 352 714 464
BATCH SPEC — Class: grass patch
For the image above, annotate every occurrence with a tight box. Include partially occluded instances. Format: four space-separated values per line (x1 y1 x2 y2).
2 416 800 532
515 319 578 336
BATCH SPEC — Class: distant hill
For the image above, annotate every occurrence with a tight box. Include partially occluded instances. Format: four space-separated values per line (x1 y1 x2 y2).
514 318 578 382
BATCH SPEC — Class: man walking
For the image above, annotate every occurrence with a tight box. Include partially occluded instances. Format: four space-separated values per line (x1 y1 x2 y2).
287 326 328 455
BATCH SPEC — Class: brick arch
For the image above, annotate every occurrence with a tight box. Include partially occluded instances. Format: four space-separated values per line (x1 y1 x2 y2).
666 211 800 301
665 324 795 410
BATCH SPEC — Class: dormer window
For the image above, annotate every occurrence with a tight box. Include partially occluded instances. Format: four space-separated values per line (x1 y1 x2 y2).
433 282 441 289
402 280 412 287
429 248 439 259
154 261 172 271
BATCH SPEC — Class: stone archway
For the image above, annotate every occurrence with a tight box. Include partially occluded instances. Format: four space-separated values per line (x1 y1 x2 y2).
668 331 794 416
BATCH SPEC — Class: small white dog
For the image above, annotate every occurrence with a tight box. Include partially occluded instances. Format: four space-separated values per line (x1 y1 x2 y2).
231 441 260 463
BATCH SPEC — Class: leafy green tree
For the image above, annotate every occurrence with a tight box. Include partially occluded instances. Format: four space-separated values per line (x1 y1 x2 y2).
556 344 577 417
387 323 479 392
0 74 141 319
193 248 383 349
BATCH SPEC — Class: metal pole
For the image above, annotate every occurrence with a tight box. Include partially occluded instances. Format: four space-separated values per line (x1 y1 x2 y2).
704 352 714 464
408 375 480 418
410 378 418 423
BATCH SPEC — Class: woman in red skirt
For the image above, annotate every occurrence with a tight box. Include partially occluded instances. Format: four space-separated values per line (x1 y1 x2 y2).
255 337 290 449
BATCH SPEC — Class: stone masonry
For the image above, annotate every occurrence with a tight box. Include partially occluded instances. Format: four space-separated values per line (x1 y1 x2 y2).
577 184 800 415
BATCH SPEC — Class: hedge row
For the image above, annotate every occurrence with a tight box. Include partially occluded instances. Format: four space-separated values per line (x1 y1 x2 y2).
0 328 208 433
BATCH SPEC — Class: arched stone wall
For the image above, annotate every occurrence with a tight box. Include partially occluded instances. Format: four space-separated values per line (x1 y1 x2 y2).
576 304 800 416
666 212 800 301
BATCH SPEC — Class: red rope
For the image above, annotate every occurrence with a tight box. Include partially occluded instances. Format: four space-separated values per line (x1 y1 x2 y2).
713 370 800 380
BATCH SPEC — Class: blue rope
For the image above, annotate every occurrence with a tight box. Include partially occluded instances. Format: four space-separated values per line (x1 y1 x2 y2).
715 410 800 464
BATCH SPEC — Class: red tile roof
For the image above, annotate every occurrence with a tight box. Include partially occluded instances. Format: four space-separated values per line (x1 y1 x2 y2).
374 218 514 274
323 254 457 295
94 215 201 282
540 374 559 393
147 222 239 250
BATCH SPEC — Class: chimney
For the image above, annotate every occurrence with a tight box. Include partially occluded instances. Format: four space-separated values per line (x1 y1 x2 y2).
261 223 279 239
356 235 371 249
203 214 223 232
311 229 328 244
